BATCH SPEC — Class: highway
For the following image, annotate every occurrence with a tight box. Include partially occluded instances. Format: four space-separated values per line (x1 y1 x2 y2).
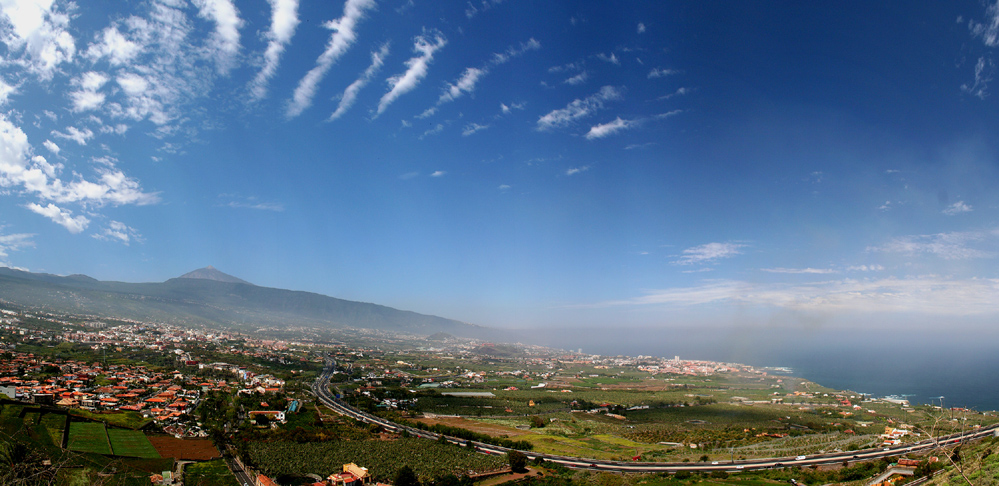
311 356 998 473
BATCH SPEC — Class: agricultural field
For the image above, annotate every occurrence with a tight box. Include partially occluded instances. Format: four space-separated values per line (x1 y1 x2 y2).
247 437 507 482
148 437 219 460
67 422 112 455
108 428 160 459
184 459 241 486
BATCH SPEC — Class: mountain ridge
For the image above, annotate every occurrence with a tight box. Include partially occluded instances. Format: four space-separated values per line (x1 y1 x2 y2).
0 266 487 338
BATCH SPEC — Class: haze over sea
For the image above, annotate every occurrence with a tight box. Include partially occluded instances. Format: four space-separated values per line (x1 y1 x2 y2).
531 327 999 413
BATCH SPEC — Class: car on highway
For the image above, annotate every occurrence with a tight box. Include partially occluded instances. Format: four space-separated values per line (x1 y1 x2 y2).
794 455 806 461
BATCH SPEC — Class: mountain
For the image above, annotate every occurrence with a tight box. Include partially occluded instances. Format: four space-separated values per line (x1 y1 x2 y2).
178 266 252 285
0 267 487 338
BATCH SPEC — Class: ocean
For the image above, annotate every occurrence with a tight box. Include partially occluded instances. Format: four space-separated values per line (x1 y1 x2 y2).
529 326 999 412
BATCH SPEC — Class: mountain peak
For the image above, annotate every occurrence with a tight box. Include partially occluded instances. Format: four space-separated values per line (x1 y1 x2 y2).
178 266 252 285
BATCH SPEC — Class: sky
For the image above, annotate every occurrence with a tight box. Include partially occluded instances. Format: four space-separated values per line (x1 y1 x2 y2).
3 1 999 336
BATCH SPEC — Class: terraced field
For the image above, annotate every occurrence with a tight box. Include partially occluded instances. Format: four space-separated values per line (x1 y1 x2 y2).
108 428 160 459
67 422 112 455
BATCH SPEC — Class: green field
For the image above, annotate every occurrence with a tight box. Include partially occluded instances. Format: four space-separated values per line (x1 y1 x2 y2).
108 428 160 459
184 459 241 486
67 421 112 455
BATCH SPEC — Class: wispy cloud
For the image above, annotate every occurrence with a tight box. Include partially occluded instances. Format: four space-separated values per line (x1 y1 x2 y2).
92 220 142 245
673 242 746 265
329 42 389 121
249 0 300 101
869 230 995 260
0 232 35 266
585 117 638 139
192 0 243 74
462 123 489 136
537 86 623 131
761 267 837 274
465 0 504 19
430 170 446 177
943 201 973 215
565 166 589 176
429 38 539 112
846 264 884 272
969 1 999 47
51 126 94 146
421 123 444 138
659 87 689 99
220 194 285 211
596 52 619 65
377 29 447 116
637 22 646 34
648 67 678 78
564 71 588 85
286 0 375 119
961 56 993 99
591 276 999 316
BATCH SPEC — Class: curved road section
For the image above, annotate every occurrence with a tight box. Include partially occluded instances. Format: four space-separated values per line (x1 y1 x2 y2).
312 358 998 473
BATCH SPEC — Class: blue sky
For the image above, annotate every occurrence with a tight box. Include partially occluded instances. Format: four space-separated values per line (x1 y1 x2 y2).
3 0 999 333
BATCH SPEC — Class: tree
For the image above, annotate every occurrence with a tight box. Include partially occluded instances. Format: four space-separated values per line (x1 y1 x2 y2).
394 465 420 486
507 450 528 473
530 416 546 428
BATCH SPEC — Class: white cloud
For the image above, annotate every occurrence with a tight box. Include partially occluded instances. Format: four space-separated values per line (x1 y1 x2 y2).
0 231 35 265
498 184 510 190
595 276 999 316
42 139 60 154
846 264 884 272
761 267 838 274
585 117 637 139
249 0 300 101
596 52 619 65
51 126 94 145
26 202 88 233
943 201 973 215
286 0 375 118
564 71 588 85
0 77 15 105
440 67 485 104
548 62 582 73
421 123 444 137
192 0 243 74
0 0 76 80
565 165 589 176
537 85 623 131
660 87 689 99
648 67 678 78
93 220 140 245
377 29 447 116
430 170 445 177
0 115 158 224
970 1 999 47
961 56 993 99
637 22 646 34
84 25 142 66
673 242 746 265
462 122 489 136
428 38 538 113
69 89 106 113
221 194 284 211
465 0 503 19
870 230 994 260
329 42 389 121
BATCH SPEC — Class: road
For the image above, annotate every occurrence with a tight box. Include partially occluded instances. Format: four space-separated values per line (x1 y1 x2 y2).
311 356 998 473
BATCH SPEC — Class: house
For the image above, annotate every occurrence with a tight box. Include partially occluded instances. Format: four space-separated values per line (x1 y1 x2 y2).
328 463 370 486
